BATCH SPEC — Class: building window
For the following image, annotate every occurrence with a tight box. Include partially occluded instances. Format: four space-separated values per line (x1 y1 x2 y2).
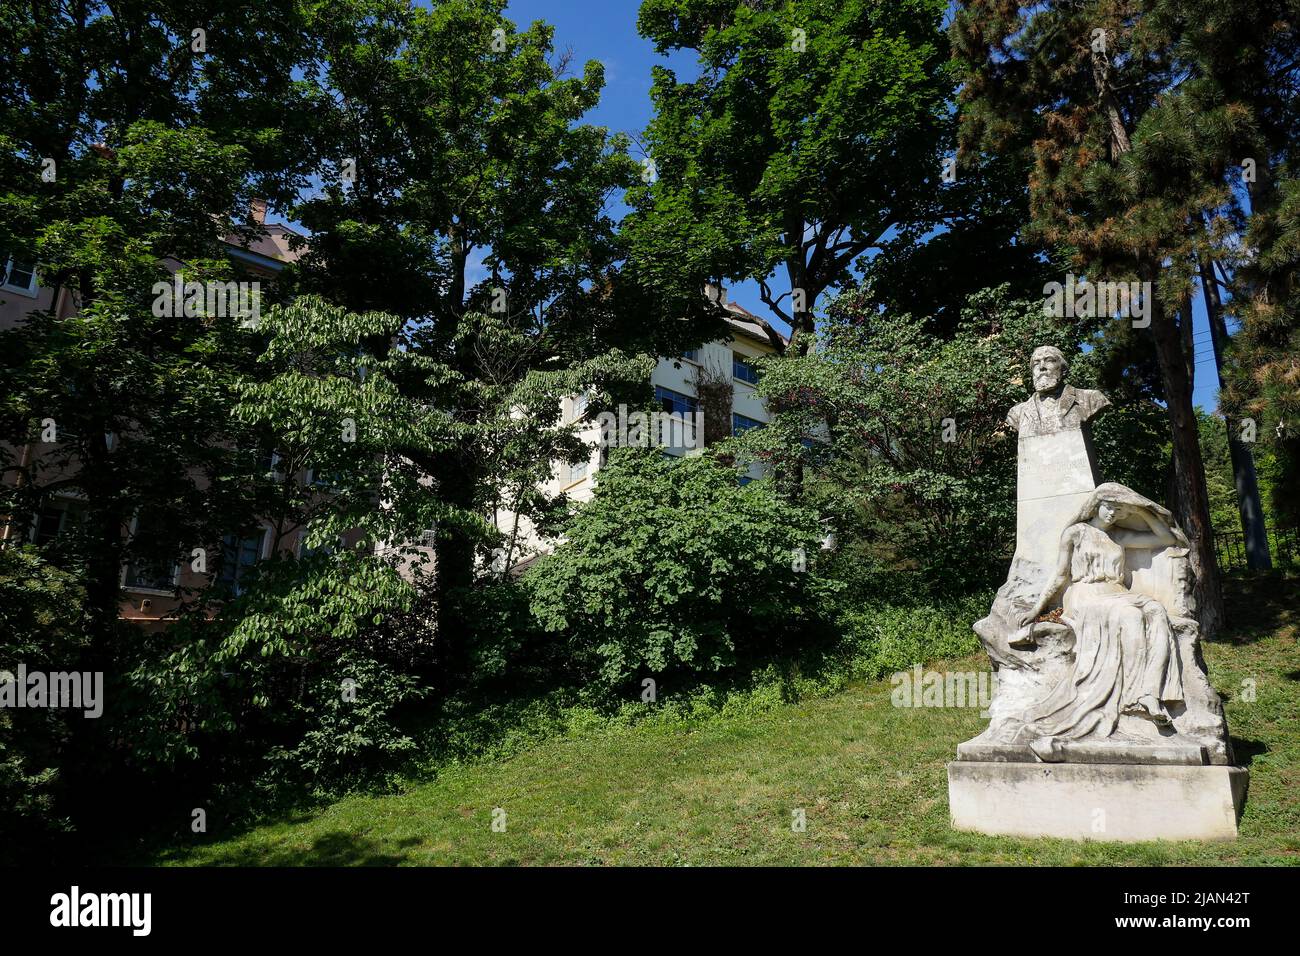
2 257 38 297
217 529 268 596
570 393 589 421
258 449 284 480
123 556 178 592
122 515 180 591
565 457 589 485
682 349 699 362
732 353 760 385
654 385 699 416
305 467 341 489
32 502 83 547
733 413 765 436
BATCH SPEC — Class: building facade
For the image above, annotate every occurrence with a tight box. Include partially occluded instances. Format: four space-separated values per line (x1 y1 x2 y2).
494 290 784 574
1 208 321 631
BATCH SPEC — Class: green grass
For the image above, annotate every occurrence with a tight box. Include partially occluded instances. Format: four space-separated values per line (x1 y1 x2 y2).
149 577 1299 866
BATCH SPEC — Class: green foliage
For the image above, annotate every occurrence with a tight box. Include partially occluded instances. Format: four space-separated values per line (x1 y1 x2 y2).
1196 409 1287 536
1225 171 1300 516
265 648 428 792
738 286 1167 588
625 0 957 350
0 548 88 856
282 0 649 659
1198 411 1244 533
527 449 836 688
0 0 314 629
835 593 989 681
122 549 422 789
97 298 445 787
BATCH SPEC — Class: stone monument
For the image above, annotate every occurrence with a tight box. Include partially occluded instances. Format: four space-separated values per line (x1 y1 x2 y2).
947 346 1248 841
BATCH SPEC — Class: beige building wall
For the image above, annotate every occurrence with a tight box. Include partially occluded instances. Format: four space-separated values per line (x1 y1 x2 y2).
2 220 319 631
493 302 784 575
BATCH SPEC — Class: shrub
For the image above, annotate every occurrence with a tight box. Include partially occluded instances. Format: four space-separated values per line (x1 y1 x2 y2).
526 448 839 690
836 592 990 682
120 550 427 795
264 648 428 792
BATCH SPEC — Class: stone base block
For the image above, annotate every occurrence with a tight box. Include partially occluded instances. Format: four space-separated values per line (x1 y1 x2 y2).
956 739 1210 765
947 761 1248 842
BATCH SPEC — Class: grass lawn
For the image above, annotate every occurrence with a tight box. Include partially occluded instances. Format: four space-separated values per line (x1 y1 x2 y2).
150 576 1299 866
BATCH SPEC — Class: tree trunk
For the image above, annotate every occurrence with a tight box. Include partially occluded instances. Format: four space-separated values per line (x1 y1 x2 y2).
784 208 815 358
1088 48 1225 633
431 224 478 683
1199 255 1272 570
1146 280 1226 636
431 444 478 682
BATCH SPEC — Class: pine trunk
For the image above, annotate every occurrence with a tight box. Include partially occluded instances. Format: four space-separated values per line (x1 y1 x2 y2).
1199 255 1272 570
1147 285 1227 636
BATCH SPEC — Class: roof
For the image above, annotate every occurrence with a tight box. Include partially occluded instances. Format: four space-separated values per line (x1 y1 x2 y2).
223 222 305 269
721 299 789 349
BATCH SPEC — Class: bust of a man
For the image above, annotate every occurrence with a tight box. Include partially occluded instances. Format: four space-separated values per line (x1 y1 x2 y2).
1006 345 1110 438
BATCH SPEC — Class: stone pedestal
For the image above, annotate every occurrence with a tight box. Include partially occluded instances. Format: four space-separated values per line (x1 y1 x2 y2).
947 761 1248 842
1014 427 1098 571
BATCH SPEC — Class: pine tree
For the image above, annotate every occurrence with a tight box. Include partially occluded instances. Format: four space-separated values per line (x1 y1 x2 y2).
952 0 1250 633
1166 0 1300 526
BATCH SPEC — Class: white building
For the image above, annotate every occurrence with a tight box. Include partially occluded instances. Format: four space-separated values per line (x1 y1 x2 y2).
494 289 786 573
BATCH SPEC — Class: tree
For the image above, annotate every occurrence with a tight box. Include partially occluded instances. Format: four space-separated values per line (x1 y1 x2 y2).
1199 252 1272 568
1142 0 1298 568
284 0 650 673
0 0 314 632
120 296 443 788
1171 0 1300 533
952 0 1238 632
736 286 1169 591
623 0 958 358
0 546 87 861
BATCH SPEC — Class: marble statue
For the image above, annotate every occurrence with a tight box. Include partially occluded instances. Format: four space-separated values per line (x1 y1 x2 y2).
947 346 1246 842
1006 345 1110 439
1010 484 1193 757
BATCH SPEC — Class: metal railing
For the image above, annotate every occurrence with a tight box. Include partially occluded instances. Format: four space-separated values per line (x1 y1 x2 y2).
1213 524 1298 571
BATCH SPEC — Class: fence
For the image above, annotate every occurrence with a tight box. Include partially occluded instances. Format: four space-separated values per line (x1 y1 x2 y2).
1213 524 1298 571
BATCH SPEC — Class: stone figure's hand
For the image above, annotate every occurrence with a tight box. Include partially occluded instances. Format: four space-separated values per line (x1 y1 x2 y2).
1017 610 1038 629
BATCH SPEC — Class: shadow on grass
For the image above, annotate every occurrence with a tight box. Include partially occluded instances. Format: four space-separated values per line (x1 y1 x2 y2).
1216 570 1299 646
194 831 421 867
1229 736 1268 769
